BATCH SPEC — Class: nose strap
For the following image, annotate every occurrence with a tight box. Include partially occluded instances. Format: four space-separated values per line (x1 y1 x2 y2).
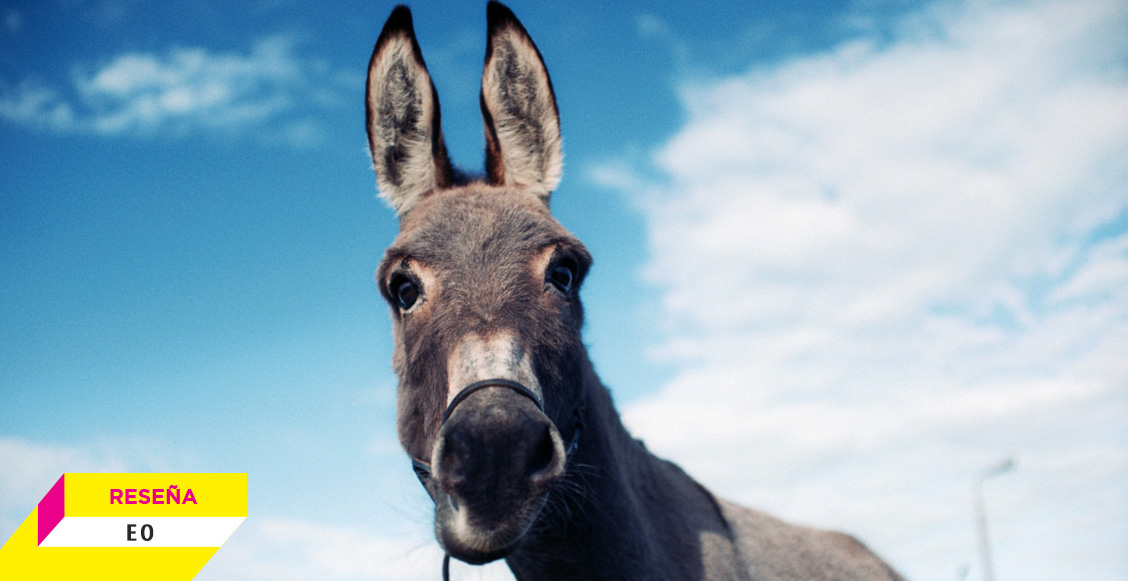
442 378 544 424
411 379 546 485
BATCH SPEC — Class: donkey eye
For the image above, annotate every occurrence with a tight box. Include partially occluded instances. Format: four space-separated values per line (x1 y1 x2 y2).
390 275 420 310
548 260 576 294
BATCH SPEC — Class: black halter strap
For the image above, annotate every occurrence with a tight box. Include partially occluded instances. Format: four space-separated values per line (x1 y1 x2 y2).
445 378 542 422
409 378 585 580
411 379 544 486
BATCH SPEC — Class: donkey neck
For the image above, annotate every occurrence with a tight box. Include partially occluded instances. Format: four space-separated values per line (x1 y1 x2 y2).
504 366 741 581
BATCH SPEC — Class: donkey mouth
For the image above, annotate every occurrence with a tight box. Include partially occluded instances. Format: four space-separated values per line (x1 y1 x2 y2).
435 491 549 564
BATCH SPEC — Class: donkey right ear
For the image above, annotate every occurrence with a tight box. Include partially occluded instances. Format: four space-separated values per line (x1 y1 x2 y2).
366 5 454 215
480 1 562 205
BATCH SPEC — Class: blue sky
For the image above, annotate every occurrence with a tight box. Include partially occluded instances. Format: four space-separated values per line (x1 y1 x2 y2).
2 0 1126 580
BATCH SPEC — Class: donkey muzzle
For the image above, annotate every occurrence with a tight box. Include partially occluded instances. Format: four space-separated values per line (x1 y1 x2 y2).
427 379 567 563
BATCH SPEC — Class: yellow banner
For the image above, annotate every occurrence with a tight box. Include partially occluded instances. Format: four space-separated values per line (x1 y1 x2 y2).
0 473 246 580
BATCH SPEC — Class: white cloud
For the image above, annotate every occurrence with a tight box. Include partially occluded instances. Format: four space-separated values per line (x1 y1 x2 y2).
0 81 76 131
0 35 354 144
198 516 440 581
598 0 1128 579
200 517 516 581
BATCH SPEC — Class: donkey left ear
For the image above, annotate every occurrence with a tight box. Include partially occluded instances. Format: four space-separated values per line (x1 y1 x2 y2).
480 1 562 205
367 5 454 215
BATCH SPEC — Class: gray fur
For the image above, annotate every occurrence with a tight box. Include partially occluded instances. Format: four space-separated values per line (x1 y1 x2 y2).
367 3 904 579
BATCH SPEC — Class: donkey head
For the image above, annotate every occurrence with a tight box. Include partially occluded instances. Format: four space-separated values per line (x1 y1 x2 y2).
367 3 589 564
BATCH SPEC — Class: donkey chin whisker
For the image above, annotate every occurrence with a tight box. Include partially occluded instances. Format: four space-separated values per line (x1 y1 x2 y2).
442 493 547 557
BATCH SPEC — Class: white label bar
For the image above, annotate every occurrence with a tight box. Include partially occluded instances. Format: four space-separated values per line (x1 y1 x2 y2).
38 516 245 547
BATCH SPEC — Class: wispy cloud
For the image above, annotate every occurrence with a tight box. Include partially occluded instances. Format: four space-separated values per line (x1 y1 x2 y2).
3 9 21 34
598 0 1127 579
201 516 440 581
201 516 516 581
0 35 356 146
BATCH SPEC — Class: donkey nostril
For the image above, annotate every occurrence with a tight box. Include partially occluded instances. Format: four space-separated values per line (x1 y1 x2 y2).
527 425 558 481
435 428 472 491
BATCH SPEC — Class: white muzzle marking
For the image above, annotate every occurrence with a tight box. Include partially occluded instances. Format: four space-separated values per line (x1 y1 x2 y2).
446 330 540 407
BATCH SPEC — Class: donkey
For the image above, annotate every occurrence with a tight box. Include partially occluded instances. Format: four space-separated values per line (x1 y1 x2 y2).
366 3 904 579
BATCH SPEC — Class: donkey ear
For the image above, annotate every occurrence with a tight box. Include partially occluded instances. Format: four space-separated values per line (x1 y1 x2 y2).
480 1 562 204
367 5 454 215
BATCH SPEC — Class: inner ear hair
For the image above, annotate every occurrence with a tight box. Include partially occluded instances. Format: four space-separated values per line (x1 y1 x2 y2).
480 1 563 205
366 5 454 215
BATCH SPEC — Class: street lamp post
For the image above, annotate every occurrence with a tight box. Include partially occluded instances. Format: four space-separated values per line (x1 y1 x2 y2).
974 458 1015 581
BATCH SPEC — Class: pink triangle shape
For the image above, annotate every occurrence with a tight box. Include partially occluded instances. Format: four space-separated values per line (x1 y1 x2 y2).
37 474 65 545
